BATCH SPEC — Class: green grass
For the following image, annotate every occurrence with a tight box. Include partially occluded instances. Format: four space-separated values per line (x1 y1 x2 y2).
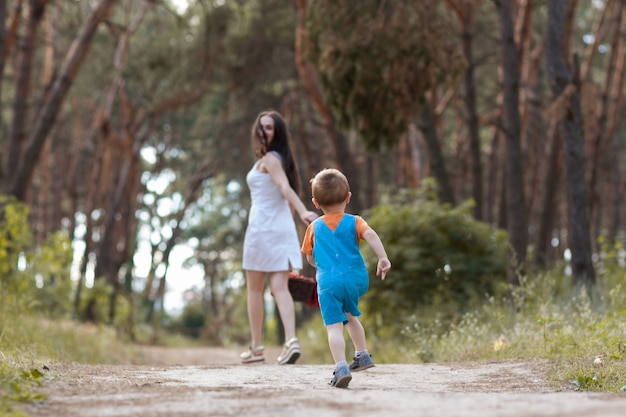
0 309 140 416
3 265 626 417
296 265 626 393
389 267 626 393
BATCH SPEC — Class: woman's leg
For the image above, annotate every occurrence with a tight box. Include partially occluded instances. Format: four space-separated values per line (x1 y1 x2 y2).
245 270 266 346
269 271 296 341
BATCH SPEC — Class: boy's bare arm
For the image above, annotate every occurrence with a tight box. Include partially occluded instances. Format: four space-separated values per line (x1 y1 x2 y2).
306 254 316 268
363 228 391 280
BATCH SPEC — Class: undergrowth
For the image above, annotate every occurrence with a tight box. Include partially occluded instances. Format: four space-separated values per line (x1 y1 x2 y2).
0 308 141 416
396 261 626 393
297 249 626 393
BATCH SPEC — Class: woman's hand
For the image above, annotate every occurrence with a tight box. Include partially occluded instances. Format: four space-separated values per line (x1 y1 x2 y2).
300 210 318 226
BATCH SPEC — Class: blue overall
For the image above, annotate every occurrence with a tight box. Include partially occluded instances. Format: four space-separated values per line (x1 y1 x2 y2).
312 214 369 326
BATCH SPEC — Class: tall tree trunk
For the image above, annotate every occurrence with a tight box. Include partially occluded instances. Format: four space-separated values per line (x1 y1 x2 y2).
0 0 8 143
607 2 626 238
5 0 117 200
535 128 562 267
588 0 624 246
446 0 483 219
416 100 455 206
544 0 595 289
592 0 626 238
485 127 502 225
496 0 528 285
5 0 48 186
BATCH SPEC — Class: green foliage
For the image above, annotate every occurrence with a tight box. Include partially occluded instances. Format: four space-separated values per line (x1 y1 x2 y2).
397 262 626 392
305 0 463 150
0 362 47 416
0 307 140 415
361 184 508 334
76 280 132 331
170 301 206 339
1 196 74 319
0 196 33 311
29 232 74 319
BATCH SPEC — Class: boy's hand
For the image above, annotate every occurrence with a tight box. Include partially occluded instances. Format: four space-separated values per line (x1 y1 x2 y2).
376 258 391 280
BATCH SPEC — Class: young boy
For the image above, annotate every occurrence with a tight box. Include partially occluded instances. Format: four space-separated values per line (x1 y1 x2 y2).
301 168 391 388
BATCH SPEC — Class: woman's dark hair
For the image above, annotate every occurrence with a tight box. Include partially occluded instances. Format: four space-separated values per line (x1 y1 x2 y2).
251 110 301 194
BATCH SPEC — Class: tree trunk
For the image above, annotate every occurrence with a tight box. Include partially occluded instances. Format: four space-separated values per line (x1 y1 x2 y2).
535 128 562 267
460 7 483 219
588 0 624 247
496 0 528 285
485 127 502 225
5 0 48 187
0 0 8 140
603 1 625 242
544 0 595 289
416 101 455 206
445 0 482 218
5 0 117 200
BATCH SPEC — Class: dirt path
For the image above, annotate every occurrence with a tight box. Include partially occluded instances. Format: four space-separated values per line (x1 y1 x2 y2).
20 347 626 417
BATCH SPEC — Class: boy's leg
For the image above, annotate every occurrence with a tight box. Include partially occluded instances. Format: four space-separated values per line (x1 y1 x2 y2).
327 323 346 363
327 323 352 388
346 314 375 371
345 313 367 352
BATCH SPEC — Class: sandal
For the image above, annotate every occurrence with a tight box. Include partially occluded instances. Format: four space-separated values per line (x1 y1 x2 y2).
276 337 300 365
240 345 265 364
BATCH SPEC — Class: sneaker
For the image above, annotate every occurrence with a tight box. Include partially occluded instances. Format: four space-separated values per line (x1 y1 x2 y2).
349 353 375 372
240 345 265 364
276 337 301 365
329 364 352 388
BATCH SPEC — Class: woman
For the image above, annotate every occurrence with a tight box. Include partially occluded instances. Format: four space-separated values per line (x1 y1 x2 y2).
240 110 318 365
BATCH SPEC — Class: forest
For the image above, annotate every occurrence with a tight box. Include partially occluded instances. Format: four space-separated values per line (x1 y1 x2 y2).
1 0 626 373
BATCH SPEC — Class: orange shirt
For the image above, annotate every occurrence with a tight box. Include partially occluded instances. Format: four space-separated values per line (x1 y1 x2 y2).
301 212 370 255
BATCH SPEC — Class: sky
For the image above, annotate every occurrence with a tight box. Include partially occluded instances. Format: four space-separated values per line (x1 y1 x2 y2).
171 0 189 14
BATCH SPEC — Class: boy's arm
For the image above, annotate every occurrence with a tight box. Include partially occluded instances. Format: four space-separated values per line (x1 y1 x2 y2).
301 224 316 267
362 228 391 280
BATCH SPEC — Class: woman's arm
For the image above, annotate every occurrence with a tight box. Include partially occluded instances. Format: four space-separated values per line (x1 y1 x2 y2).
262 153 318 225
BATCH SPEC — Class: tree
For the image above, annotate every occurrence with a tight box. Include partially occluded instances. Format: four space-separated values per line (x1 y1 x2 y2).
495 0 528 285
304 0 462 151
3 0 117 200
544 0 595 289
445 0 484 219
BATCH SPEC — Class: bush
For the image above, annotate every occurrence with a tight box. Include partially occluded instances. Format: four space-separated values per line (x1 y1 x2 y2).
0 195 74 319
361 184 509 334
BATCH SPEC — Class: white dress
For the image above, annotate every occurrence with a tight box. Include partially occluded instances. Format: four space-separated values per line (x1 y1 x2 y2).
242 152 303 272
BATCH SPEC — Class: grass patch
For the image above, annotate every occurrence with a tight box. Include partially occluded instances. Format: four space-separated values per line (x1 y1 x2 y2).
0 308 140 416
396 268 626 393
296 264 626 393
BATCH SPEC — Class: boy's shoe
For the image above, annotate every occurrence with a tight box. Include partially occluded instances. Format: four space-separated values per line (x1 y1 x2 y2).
276 337 301 365
329 364 352 388
349 353 375 372
240 345 265 364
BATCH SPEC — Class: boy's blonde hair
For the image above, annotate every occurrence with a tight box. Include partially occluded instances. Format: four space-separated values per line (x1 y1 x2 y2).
311 168 350 206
